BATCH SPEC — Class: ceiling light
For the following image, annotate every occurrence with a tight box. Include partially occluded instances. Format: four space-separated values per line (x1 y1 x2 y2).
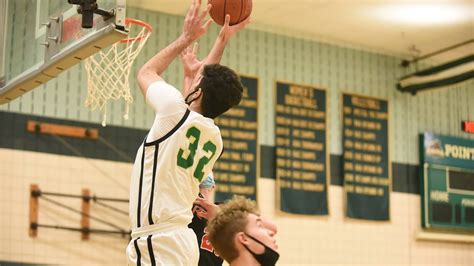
374 4 472 25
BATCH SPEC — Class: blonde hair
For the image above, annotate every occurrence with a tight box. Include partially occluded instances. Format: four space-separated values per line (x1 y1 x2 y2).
207 196 259 262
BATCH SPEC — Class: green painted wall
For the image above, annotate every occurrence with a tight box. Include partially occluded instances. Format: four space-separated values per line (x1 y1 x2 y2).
2 6 473 165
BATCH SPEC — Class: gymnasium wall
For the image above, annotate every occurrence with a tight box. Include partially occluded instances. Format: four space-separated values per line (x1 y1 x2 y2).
2 5 473 161
0 148 131 265
1 4 473 265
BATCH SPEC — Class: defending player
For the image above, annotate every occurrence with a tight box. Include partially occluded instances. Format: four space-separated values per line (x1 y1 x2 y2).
126 0 250 264
188 174 223 266
207 196 280 266
189 174 278 266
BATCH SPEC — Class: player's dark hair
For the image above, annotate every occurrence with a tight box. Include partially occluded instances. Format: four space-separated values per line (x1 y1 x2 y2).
198 64 243 119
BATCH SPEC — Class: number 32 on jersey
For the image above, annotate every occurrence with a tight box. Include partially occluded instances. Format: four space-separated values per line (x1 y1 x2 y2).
177 126 217 182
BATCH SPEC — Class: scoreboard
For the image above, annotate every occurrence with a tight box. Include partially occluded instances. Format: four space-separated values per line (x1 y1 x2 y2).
423 164 474 231
420 133 474 232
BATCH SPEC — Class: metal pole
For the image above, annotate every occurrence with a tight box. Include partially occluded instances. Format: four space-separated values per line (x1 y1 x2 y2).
34 223 130 237
401 39 473 67
37 191 128 202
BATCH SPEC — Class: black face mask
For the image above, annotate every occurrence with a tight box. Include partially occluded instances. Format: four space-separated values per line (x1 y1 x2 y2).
243 233 280 266
185 88 200 105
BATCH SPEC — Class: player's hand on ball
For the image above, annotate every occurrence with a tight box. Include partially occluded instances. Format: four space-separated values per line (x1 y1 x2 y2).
218 14 251 43
182 0 213 43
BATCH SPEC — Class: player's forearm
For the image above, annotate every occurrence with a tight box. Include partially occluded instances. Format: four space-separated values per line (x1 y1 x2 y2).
137 35 192 91
204 35 228 65
141 35 191 77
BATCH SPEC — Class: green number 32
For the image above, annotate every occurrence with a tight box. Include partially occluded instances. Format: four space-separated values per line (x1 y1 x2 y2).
177 126 217 182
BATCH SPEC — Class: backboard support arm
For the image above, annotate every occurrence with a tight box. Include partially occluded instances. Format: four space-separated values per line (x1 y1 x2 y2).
0 0 8 87
68 0 115 28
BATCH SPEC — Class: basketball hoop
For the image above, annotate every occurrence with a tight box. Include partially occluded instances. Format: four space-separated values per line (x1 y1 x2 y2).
84 18 152 126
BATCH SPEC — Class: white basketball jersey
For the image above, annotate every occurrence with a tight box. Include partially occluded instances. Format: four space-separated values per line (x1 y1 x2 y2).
129 81 223 231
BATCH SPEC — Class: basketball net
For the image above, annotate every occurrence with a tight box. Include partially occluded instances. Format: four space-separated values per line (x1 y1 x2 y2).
84 18 152 126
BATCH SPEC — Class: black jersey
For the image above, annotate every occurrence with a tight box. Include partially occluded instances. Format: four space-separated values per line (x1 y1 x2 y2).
188 204 223 266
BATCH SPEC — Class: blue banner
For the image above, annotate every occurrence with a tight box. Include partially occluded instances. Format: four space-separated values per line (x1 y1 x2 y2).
343 93 390 221
214 76 258 201
276 81 328 215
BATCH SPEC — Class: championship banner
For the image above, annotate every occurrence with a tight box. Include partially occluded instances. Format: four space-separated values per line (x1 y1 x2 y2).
420 132 474 232
343 93 390 221
275 81 328 215
213 75 258 201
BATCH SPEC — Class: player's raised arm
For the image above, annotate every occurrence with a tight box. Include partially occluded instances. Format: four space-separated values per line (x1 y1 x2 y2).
137 0 212 96
204 14 251 65
180 15 250 97
180 42 202 96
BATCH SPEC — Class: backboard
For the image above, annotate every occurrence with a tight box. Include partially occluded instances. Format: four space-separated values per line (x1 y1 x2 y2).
0 0 127 104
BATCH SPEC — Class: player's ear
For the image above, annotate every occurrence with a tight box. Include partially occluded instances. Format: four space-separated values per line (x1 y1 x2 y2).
195 87 202 97
194 88 204 105
185 87 202 105
236 232 248 246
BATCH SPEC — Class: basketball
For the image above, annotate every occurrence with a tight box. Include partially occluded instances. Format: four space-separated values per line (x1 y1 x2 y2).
208 0 252 26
